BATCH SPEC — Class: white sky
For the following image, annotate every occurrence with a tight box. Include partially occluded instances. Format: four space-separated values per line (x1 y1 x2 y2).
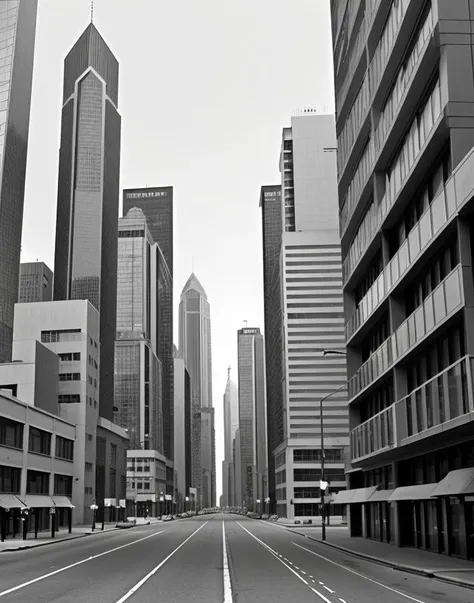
20 0 335 501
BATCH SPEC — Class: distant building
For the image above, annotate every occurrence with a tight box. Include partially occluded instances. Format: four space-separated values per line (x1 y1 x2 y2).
0 0 38 363
173 350 192 503
18 262 53 303
179 273 215 508
53 23 121 422
222 368 238 507
237 328 267 512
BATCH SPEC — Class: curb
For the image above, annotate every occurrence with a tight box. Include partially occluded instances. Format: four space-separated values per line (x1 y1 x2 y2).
0 526 122 553
291 532 474 591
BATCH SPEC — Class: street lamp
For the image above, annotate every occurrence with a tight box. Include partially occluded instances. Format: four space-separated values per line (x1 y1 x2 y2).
185 496 189 513
256 499 261 515
319 349 347 542
90 502 98 531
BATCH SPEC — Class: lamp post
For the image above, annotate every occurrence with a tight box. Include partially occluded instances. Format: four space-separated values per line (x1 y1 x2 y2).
90 503 98 531
185 496 189 513
319 349 347 542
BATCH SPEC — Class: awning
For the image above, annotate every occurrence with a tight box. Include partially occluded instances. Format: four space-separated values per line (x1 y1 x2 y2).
368 489 394 502
135 494 156 503
52 496 74 508
431 468 474 497
24 495 55 508
388 483 438 502
0 494 27 510
332 487 377 504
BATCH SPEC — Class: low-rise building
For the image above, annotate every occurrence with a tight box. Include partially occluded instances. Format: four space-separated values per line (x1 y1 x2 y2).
126 449 167 517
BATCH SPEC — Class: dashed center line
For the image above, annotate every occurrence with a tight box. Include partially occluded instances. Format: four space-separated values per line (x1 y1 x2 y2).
323 585 335 593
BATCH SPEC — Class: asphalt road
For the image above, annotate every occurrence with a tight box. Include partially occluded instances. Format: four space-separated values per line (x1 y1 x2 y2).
0 514 471 602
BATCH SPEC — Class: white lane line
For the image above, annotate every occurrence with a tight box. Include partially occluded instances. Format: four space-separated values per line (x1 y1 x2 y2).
222 520 232 603
236 522 332 603
114 522 208 603
301 570 306 575
323 585 335 593
0 529 166 598
339 599 348 603
292 542 428 603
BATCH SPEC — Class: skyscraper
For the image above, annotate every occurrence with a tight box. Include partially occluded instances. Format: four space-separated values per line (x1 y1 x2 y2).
237 328 267 512
264 113 348 521
114 208 163 452
179 273 214 508
53 23 121 421
122 186 174 462
259 184 283 513
0 0 38 362
330 0 474 559
18 262 53 303
173 347 192 502
222 367 238 507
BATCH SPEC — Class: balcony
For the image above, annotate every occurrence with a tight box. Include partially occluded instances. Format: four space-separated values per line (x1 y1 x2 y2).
348 265 464 402
336 16 368 118
350 355 474 463
346 176 458 342
342 76 444 272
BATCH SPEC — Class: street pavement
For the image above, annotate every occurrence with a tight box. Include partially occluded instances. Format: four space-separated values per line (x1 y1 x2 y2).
0 513 472 602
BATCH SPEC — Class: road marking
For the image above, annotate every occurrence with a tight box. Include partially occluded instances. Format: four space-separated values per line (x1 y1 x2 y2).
339 599 348 603
323 585 334 593
114 522 208 603
236 522 332 603
222 520 232 603
0 529 166 598
292 542 428 603
301 570 306 575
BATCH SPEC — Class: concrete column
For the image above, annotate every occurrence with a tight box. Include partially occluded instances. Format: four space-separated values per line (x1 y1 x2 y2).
457 219 474 354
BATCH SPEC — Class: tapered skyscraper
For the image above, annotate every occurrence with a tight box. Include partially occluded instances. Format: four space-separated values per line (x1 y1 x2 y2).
179 273 215 508
0 0 38 362
53 23 121 420
222 367 238 507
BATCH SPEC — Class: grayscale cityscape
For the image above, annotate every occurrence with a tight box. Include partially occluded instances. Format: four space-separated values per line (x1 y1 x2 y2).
0 0 474 601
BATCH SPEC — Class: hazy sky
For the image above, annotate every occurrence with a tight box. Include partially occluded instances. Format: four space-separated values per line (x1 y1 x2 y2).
20 0 335 500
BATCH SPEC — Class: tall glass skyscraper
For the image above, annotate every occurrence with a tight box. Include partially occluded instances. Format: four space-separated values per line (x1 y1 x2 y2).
53 24 121 421
237 328 267 512
179 273 214 508
0 0 38 363
222 368 238 507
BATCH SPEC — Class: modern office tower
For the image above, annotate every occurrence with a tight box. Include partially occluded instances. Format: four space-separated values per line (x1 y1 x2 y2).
222 367 238 507
268 113 348 521
115 208 163 453
53 23 121 422
123 187 174 463
237 328 267 512
0 0 38 363
179 273 214 508
18 262 53 303
330 0 474 559
123 187 173 272
233 428 242 509
12 301 101 524
174 348 192 502
260 185 284 513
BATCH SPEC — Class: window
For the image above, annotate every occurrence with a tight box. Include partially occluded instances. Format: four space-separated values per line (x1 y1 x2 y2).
55 436 74 461
29 427 51 456
58 394 81 404
111 443 117 466
85 462 93 471
0 417 23 449
41 329 80 343
137 482 143 490
59 373 80 381
293 449 343 462
294 487 320 498
58 352 81 362
85 486 93 495
54 474 72 496
27 470 49 494
87 433 93 441
0 465 21 493
294 468 345 482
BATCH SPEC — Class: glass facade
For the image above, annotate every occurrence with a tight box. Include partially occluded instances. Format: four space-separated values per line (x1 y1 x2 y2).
53 24 121 421
0 0 38 362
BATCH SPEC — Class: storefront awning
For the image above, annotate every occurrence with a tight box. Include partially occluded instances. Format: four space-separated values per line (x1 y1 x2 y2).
24 495 55 508
388 484 438 502
367 489 394 502
52 496 74 508
431 468 474 497
0 494 27 510
333 487 377 504
135 494 156 503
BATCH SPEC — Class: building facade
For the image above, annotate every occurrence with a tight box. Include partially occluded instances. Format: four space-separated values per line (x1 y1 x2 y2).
173 350 192 501
331 0 474 559
222 368 238 507
259 184 284 513
179 273 215 508
126 449 167 517
0 0 38 363
0 389 75 540
237 328 267 512
18 262 53 304
53 23 121 422
269 114 348 521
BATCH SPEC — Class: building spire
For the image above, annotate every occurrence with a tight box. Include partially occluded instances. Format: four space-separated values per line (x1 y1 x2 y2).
227 365 231 379
91 0 94 23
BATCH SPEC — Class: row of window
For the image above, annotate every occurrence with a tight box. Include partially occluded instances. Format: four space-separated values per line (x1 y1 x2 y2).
294 468 345 482
293 449 343 462
0 418 74 460
59 373 80 381
0 465 72 497
41 329 81 343
58 352 80 362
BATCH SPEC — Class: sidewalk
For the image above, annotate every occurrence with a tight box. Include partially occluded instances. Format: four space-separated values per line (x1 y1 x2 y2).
287 525 474 590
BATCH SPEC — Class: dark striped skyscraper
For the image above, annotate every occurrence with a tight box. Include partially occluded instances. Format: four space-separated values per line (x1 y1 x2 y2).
0 0 38 363
53 23 121 421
